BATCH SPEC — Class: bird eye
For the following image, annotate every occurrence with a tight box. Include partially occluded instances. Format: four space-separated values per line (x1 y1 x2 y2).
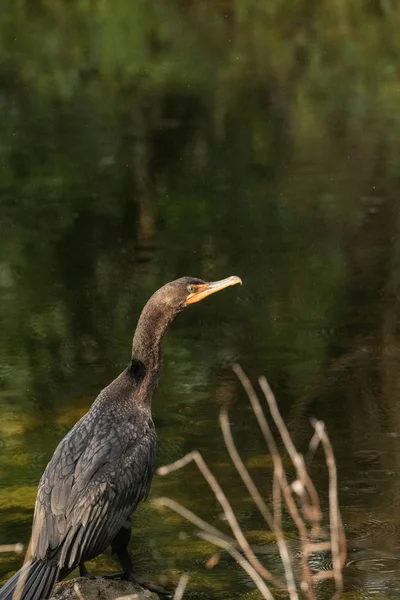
187 285 196 293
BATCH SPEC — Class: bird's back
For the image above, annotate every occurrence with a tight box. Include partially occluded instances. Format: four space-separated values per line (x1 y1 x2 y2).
31 375 157 571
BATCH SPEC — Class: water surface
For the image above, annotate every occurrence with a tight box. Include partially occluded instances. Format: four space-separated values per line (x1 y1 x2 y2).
2 4 400 599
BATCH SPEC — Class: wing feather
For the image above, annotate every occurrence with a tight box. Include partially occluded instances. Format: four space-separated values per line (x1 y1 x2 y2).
31 412 157 570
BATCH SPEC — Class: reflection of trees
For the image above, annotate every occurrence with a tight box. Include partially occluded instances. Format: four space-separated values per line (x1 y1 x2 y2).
334 195 400 463
3 1 400 593
282 191 400 523
3 0 400 192
1 4 399 445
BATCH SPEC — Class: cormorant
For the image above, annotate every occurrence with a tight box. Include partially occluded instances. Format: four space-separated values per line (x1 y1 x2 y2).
0 276 241 600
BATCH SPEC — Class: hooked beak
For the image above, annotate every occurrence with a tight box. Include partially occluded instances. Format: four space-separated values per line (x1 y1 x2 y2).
186 275 242 305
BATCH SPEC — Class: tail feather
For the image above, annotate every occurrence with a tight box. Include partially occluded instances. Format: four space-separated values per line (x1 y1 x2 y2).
25 563 58 600
0 560 60 600
0 562 31 600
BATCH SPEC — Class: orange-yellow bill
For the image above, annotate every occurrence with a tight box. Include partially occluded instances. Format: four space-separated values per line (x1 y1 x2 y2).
186 275 242 305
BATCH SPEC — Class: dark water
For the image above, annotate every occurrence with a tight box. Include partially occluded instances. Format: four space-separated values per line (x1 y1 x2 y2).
2 3 400 599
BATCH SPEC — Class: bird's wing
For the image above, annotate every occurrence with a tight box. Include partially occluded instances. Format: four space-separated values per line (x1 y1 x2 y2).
31 416 156 570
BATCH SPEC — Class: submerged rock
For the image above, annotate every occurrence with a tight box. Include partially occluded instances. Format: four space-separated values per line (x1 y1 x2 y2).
51 577 158 600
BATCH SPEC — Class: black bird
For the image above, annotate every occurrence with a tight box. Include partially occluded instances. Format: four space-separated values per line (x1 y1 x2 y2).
0 276 241 600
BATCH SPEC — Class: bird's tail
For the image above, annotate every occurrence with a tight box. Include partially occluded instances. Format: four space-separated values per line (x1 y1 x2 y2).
0 559 59 600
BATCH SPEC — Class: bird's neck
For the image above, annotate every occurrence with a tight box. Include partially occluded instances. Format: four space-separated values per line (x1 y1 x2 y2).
130 301 176 389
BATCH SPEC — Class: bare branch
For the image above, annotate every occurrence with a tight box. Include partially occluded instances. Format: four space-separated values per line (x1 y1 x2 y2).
259 376 322 531
154 497 236 547
197 533 275 600
219 407 275 530
73 583 85 600
157 365 345 600
312 420 346 598
233 364 316 597
0 544 23 554
173 574 190 600
219 406 297 598
158 450 276 583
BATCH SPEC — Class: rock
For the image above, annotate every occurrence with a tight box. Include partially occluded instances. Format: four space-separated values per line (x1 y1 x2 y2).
51 577 159 600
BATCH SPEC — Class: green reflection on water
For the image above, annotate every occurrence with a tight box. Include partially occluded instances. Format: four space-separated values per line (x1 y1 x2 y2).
2 2 400 598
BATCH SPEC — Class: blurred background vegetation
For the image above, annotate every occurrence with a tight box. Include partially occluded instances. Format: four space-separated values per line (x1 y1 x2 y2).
2 1 400 598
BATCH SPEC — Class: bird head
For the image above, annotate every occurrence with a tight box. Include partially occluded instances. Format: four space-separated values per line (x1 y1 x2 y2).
153 275 242 313
131 275 242 367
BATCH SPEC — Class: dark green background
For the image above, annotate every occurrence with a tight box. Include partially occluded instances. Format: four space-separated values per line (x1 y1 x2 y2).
2 1 400 598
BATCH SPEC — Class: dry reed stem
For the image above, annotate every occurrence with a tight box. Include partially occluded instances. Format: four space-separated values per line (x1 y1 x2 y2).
73 583 85 600
219 407 297 598
256 372 345 598
157 365 345 600
219 407 275 529
173 574 190 600
0 544 23 554
259 376 322 531
308 429 323 457
158 450 276 583
197 533 274 600
154 497 273 598
312 419 346 598
232 365 316 598
154 497 236 547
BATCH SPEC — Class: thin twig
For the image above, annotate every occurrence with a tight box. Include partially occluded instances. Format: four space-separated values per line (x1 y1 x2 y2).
197 533 275 600
233 365 316 598
259 376 322 531
308 429 323 457
173 574 190 600
155 497 292 559
155 497 275 599
158 450 276 583
154 497 236 547
157 365 345 600
0 544 23 554
312 420 346 598
74 583 85 600
219 407 275 530
219 406 297 598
